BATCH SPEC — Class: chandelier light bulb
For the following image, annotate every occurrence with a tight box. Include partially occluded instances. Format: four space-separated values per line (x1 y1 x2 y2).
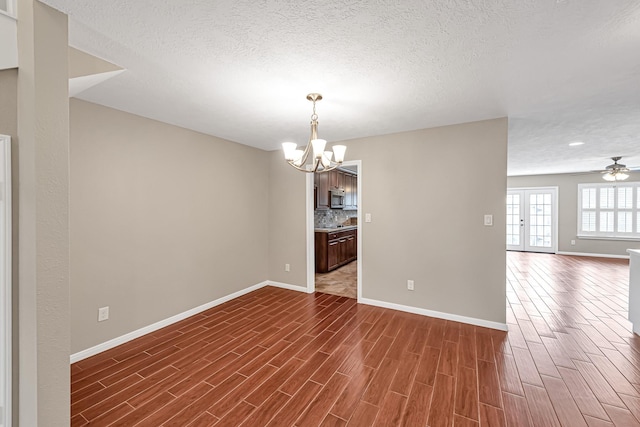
321 151 333 167
282 142 297 161
332 145 347 163
311 139 327 160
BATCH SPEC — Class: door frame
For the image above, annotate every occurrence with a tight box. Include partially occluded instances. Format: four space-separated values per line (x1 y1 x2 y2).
306 160 362 300
1 135 11 427
507 186 559 254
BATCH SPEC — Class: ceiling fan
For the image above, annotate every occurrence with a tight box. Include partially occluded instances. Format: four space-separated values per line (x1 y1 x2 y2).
596 156 640 181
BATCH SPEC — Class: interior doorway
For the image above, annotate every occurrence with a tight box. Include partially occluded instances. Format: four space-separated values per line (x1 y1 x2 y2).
507 187 558 253
306 160 362 300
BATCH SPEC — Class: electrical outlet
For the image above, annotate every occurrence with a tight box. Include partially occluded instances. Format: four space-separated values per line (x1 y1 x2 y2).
407 280 415 291
365 213 372 223
98 306 109 322
571 240 576 246
285 263 290 272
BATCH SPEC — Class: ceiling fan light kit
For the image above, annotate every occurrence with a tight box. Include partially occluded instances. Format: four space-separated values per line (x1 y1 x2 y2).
602 156 631 181
282 93 347 173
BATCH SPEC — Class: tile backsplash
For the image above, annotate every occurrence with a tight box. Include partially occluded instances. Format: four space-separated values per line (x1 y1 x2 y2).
315 209 357 228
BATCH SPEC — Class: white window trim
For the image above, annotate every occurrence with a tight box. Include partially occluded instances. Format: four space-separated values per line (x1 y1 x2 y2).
577 182 640 240
0 0 16 18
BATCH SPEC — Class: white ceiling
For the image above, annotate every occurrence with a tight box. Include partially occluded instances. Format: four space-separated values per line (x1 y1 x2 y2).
41 0 640 176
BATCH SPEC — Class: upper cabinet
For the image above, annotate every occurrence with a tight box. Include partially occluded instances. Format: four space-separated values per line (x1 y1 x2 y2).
315 171 330 210
344 174 353 208
348 174 357 210
330 170 345 190
315 168 358 211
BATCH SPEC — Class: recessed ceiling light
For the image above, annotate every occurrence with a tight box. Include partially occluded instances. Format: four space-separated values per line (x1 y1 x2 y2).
569 141 585 146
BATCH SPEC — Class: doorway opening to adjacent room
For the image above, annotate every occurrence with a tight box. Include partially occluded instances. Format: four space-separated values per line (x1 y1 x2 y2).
306 160 362 300
507 187 558 253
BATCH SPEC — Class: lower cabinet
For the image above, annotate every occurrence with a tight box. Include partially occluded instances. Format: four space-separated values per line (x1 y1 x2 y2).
315 229 357 273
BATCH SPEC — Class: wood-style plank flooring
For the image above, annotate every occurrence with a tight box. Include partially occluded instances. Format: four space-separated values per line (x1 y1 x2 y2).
71 252 639 426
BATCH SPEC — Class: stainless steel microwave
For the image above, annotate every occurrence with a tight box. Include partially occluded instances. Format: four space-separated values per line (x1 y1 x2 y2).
330 189 345 209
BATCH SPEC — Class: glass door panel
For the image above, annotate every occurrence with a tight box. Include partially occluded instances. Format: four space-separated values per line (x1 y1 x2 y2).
506 193 523 251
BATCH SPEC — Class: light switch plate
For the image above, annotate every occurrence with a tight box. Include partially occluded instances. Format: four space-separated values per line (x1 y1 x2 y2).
484 214 493 226
365 213 372 223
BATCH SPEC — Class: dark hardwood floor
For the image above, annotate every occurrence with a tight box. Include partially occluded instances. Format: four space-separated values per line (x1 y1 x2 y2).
71 252 639 426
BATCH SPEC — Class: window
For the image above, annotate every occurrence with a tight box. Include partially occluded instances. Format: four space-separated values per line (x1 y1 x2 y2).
0 0 15 17
578 182 640 239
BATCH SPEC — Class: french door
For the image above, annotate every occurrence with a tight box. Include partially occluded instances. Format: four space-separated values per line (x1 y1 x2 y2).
507 187 557 253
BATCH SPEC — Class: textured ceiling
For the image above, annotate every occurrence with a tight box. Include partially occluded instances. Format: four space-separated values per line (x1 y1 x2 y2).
41 0 640 175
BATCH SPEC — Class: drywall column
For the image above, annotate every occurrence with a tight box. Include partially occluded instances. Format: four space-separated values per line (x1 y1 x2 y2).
17 1 70 425
629 249 640 336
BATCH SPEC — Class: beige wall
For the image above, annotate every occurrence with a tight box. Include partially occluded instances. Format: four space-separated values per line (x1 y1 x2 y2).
68 47 121 79
268 118 509 325
508 172 640 256
17 1 70 425
0 71 16 292
0 69 16 136
70 99 269 353
0 71 17 294
0 67 18 427
267 150 308 287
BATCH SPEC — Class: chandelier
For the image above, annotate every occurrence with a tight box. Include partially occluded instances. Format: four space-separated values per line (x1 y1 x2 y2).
602 157 629 182
281 93 346 173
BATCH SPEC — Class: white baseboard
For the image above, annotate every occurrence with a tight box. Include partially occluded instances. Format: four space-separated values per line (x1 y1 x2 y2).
268 281 312 293
557 251 630 259
358 297 508 332
71 281 271 363
71 280 511 363
70 279 312 364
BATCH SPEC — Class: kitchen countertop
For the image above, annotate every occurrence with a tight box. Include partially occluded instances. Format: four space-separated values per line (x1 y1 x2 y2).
314 225 358 233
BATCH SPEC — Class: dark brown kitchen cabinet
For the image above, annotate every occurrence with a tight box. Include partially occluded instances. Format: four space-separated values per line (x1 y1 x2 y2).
314 171 330 210
330 170 345 190
315 168 357 211
315 228 357 273
327 240 339 271
346 233 356 260
352 174 358 209
343 172 357 210
344 174 353 207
